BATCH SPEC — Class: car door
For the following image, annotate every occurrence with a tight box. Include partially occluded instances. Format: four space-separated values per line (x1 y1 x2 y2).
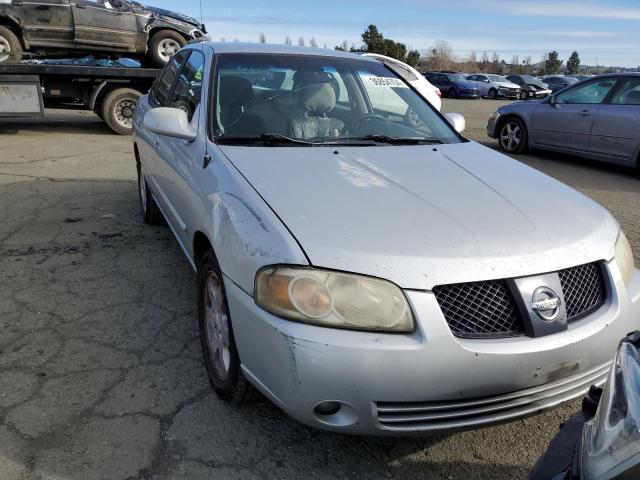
140 50 189 232
9 0 74 46
531 78 618 153
155 49 207 248
589 77 640 164
71 0 139 50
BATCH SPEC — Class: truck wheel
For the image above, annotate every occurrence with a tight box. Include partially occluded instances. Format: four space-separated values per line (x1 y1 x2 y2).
101 88 141 135
0 26 22 64
148 30 186 67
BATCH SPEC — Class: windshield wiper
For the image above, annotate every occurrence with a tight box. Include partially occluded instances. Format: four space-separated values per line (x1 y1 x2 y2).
216 133 315 146
342 135 444 145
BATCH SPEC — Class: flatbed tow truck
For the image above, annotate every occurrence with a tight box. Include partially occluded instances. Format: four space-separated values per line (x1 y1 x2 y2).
0 63 159 134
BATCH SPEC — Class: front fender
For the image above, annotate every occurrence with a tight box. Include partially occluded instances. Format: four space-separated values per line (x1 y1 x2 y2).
200 147 309 295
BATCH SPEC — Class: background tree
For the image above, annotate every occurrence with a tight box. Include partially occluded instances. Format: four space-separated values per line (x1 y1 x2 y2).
490 52 502 74
361 24 385 53
334 39 349 51
523 56 532 75
310 37 318 48
544 51 563 74
259 33 266 43
566 51 580 75
298 36 305 47
479 51 490 72
406 50 420 67
284 36 292 46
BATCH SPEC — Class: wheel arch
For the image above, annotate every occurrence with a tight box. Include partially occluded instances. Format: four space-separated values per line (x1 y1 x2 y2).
193 230 214 268
0 16 26 49
148 26 189 44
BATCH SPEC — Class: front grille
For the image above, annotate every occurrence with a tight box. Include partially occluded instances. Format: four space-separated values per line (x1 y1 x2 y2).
559 263 606 321
375 361 610 432
433 280 523 338
434 262 607 339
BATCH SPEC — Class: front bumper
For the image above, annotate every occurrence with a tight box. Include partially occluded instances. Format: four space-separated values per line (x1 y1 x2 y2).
226 260 640 435
456 90 480 99
498 89 520 99
528 88 552 99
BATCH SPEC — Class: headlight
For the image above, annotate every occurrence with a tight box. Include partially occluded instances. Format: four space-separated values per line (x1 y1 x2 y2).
255 266 414 332
615 230 635 286
581 332 640 480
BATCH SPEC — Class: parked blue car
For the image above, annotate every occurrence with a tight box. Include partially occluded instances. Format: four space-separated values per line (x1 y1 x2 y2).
424 72 481 99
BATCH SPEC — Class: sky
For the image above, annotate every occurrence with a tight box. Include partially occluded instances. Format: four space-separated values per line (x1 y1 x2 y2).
152 0 640 67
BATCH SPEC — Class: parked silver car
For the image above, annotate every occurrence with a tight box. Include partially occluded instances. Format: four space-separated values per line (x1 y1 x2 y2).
133 43 639 435
488 74 640 169
466 73 521 99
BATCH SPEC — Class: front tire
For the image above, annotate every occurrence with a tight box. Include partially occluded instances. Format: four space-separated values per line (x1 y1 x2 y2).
198 249 253 404
0 26 22 64
101 88 141 135
498 117 528 154
519 90 528 100
488 88 497 100
147 30 187 67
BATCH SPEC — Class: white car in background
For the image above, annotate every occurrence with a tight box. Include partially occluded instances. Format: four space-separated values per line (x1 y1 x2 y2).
466 74 521 99
362 53 442 110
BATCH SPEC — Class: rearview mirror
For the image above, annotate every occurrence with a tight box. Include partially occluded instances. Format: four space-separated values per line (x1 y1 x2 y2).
143 107 197 141
444 112 466 133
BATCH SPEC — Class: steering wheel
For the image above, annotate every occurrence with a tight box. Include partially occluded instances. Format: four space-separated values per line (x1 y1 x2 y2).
341 114 389 135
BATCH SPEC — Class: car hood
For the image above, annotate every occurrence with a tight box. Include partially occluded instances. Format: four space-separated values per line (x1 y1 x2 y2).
493 81 520 89
220 141 618 290
144 5 202 28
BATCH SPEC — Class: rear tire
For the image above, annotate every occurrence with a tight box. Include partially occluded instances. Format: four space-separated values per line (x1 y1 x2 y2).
198 249 253 404
498 117 528 154
101 88 141 135
0 26 22 64
137 163 164 225
147 30 186 67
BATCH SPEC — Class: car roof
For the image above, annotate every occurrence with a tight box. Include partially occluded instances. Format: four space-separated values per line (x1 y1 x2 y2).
199 42 376 62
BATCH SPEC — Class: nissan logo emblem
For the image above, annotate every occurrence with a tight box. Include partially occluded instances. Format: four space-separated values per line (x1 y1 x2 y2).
531 287 561 322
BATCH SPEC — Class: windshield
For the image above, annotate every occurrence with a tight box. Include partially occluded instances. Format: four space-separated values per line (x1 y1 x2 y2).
212 54 460 146
488 75 508 82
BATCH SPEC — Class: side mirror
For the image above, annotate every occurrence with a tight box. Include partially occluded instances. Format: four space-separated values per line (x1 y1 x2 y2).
444 112 466 133
548 95 556 105
143 107 197 141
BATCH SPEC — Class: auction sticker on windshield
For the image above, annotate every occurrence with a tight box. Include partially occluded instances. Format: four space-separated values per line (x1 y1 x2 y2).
366 77 408 88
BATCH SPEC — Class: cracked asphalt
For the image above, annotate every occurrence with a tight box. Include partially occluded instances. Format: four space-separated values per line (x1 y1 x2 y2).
1 103 639 480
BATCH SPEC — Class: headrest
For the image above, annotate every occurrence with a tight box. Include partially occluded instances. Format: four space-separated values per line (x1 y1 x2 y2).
219 76 254 106
297 83 336 115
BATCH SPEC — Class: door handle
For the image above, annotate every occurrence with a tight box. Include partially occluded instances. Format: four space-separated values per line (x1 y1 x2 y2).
579 110 593 117
11 0 22 5
75 1 86 8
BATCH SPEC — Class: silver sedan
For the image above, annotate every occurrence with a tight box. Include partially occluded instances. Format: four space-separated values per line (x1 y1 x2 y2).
488 74 640 168
133 43 640 435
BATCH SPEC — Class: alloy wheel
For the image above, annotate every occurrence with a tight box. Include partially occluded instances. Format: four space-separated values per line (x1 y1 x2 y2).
500 122 522 152
0 36 10 63
139 170 147 214
203 272 231 381
157 38 181 62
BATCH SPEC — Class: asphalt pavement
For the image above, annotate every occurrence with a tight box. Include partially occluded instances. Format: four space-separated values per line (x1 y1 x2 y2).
1 102 638 480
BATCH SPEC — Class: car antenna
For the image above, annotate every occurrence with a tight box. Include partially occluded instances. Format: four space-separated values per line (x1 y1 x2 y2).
199 0 211 168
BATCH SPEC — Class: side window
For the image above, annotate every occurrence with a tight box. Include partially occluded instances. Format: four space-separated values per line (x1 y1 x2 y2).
467 75 477 81
556 79 617 105
610 78 640 105
170 50 205 121
150 50 188 107
358 71 409 116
